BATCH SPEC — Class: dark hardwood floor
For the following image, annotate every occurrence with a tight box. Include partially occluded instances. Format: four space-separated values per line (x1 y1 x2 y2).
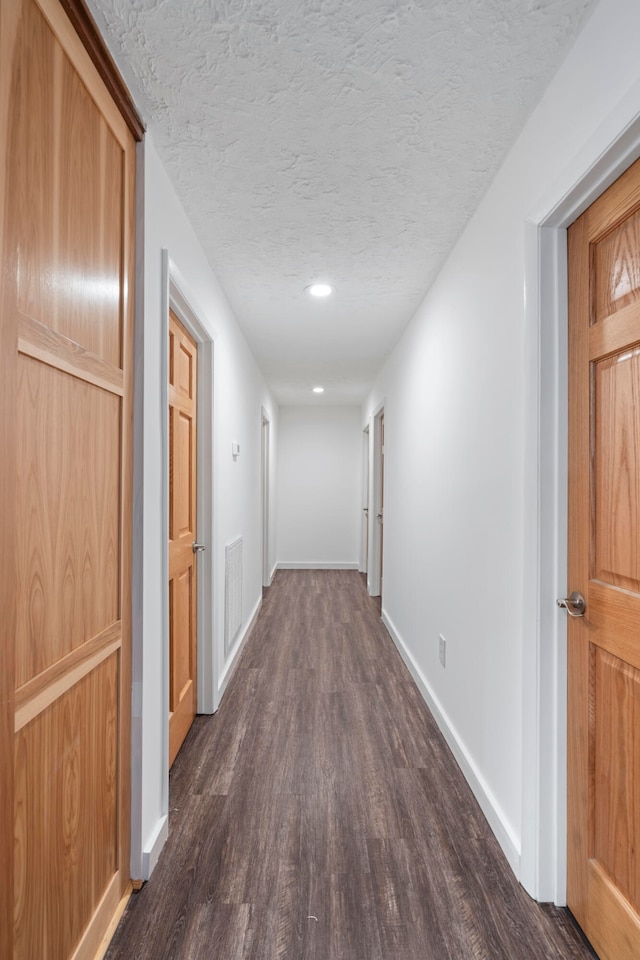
106 570 596 960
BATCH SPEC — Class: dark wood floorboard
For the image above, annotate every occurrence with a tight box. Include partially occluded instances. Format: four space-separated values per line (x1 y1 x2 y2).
106 570 597 960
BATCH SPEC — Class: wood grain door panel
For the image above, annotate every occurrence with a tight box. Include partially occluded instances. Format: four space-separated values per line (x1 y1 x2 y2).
16 357 121 686
15 655 119 959
12 0 124 366
1 0 135 956
567 156 640 960
593 347 640 589
168 312 198 767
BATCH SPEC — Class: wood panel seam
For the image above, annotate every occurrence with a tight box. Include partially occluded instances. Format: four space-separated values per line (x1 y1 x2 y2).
18 312 124 395
15 622 122 731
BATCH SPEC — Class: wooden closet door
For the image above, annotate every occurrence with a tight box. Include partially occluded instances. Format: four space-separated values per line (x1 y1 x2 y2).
0 0 136 957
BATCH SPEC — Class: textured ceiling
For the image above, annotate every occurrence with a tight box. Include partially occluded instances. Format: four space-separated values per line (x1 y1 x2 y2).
87 0 597 404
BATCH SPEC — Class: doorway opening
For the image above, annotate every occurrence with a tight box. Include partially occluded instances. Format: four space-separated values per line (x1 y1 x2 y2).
522 112 640 906
361 425 370 575
261 409 271 590
168 310 199 767
562 163 640 959
140 250 216 870
368 405 385 598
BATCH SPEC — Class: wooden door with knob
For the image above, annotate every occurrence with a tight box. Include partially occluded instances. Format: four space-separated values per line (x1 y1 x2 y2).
168 310 198 766
566 154 640 960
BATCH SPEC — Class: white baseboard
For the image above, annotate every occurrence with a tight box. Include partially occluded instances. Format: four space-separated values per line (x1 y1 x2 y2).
218 594 262 696
269 562 278 584
142 814 168 880
276 561 360 570
381 607 521 878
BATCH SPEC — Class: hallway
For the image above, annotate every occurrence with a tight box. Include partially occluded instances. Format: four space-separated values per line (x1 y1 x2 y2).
105 570 594 960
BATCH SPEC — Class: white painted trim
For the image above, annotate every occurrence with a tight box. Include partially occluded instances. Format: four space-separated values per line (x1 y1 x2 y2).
261 409 271 589
521 98 640 904
521 223 569 904
149 253 217 879
368 401 385 597
269 562 278 584
217 595 262 696
166 259 217 715
141 815 168 880
381 608 521 876
528 77 640 229
360 426 370 574
130 139 146 880
159 252 171 832
277 562 360 570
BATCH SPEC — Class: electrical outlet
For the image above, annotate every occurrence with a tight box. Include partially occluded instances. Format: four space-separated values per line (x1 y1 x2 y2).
439 634 446 668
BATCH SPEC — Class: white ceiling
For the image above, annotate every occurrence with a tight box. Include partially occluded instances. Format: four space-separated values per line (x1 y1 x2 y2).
87 0 597 405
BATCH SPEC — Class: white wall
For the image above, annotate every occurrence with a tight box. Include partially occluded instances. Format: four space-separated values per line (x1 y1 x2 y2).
276 406 361 567
363 0 640 904
131 135 278 879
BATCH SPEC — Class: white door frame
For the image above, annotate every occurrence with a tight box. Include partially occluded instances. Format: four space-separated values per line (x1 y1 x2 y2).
164 255 216 716
360 425 370 574
368 403 385 597
261 408 271 588
133 251 217 878
521 100 640 904
159 253 216 798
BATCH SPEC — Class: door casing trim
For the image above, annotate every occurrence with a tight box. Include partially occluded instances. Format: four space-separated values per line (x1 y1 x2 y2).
367 401 385 597
360 425 370 574
261 408 271 588
132 251 216 880
522 86 640 903
164 254 216 717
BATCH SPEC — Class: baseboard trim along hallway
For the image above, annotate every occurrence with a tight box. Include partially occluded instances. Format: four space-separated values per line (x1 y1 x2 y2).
277 562 360 570
380 607 521 877
105 570 596 960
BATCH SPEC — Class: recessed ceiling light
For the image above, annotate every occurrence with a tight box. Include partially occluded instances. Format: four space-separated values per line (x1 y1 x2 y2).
306 283 334 298
312 386 324 394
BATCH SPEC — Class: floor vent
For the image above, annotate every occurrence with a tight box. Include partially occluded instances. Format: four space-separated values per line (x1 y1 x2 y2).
225 536 243 656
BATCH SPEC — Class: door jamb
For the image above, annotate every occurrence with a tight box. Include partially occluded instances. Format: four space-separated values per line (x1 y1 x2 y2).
161 252 216 760
164 255 215 716
261 408 271 588
522 106 640 904
360 425 370 574
368 402 385 597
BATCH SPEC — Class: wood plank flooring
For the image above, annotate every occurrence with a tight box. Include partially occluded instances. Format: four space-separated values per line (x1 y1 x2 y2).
106 570 596 960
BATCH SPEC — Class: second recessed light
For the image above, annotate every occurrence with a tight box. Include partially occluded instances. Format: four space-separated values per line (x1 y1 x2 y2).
313 386 324 394
306 283 334 298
